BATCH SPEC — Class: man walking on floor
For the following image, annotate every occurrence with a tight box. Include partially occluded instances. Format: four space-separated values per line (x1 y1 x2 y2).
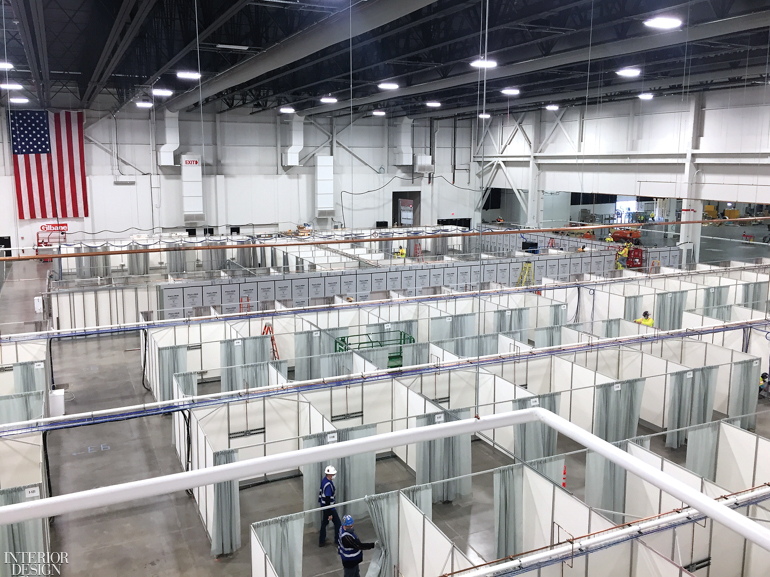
319 465 341 547
338 515 376 577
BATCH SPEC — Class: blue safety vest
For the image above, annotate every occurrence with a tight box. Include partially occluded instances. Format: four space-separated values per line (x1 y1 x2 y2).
338 527 363 564
319 477 335 506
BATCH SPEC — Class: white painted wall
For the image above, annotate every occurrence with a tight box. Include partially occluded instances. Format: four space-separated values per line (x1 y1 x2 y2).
1 85 770 251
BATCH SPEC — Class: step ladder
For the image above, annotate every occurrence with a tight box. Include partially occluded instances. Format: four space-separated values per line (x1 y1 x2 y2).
240 297 250 313
517 261 534 286
414 242 423 262
547 238 555 248
262 324 279 360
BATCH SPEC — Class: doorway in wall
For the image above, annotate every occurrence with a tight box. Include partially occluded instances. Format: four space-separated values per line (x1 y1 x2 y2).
0 236 10 257
392 191 421 227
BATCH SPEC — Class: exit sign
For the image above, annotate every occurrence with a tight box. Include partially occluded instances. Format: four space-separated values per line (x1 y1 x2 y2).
184 159 199 165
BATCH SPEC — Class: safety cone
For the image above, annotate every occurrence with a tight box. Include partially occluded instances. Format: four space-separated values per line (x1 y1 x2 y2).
562 465 567 488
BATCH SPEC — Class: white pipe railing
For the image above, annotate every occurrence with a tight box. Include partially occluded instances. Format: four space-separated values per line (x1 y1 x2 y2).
2 408 770 554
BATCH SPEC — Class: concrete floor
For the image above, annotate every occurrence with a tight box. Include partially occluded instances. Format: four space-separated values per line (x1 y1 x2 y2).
0 232 768 576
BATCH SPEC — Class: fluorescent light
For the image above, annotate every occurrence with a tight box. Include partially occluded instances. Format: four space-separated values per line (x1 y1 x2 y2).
372 110 386 116
426 101 441 107
726 202 733 207
152 88 173 97
9 97 28 104
177 71 201 80
638 93 654 100
470 58 497 69
0 62 13 70
501 88 520 96
136 101 153 108
617 67 641 78
378 82 399 90
545 104 559 111
0 83 22 90
644 16 682 29
216 44 249 51
279 106 295 114
478 113 491 119
320 96 338 104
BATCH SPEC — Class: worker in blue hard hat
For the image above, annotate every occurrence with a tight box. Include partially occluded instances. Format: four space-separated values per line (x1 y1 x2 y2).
318 465 342 547
338 515 378 577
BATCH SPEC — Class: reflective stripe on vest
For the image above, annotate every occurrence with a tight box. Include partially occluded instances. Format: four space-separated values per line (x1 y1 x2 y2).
338 529 363 562
319 477 335 506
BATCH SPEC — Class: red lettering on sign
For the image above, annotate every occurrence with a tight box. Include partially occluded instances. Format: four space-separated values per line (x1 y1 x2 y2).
184 159 199 165
40 224 68 232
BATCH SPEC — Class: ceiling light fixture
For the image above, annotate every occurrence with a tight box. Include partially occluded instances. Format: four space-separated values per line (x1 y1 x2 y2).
152 88 173 97
136 101 153 108
638 93 654 100
378 82 399 90
545 104 559 111
9 97 28 104
0 83 22 90
426 101 441 107
320 96 338 104
279 106 295 114
177 71 201 80
470 58 497 69
372 110 386 116
216 44 249 51
617 67 641 78
0 62 13 70
644 16 682 29
478 113 491 119
501 88 520 96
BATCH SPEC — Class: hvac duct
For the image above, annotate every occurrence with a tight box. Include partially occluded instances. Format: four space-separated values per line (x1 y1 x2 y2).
181 155 205 225
393 118 413 166
202 240 227 271
127 243 149 276
235 240 257 269
281 114 304 166
165 242 187 274
158 111 179 166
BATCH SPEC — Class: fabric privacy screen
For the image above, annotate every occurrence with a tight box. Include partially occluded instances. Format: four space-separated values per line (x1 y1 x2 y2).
511 394 560 461
365 492 399 577
12 362 47 393
430 314 476 341
655 291 686 331
0 392 46 425
702 286 729 319
220 336 271 392
665 366 718 449
494 308 529 333
211 449 240 556
585 449 626 524
592 379 645 443
294 328 347 381
400 484 433 520
416 409 472 502
494 464 524 557
623 295 643 322
0 486 47 566
158 345 187 402
685 422 719 481
533 326 560 349
728 359 760 430
252 513 304 577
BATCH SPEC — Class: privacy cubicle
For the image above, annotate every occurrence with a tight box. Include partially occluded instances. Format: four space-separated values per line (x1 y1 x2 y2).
0 340 49 425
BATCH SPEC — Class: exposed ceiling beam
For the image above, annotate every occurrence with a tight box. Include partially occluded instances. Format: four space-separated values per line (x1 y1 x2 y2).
165 0 440 112
9 0 46 107
81 0 158 108
303 10 770 116
29 0 49 107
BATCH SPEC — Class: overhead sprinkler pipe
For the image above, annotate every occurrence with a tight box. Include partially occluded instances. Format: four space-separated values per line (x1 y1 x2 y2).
2 408 770 554
1 216 769 262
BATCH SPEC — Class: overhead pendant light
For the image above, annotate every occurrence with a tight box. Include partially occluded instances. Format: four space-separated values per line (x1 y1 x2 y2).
501 88 520 96
136 100 153 108
152 88 173 97
378 82 399 90
0 83 22 90
617 67 641 78
177 71 201 80
9 97 28 104
372 110 386 116
478 113 491 119
320 95 338 104
470 58 497 69
425 101 441 107
644 16 682 29
0 62 13 70
279 106 295 114
545 104 559 111
216 44 249 51
638 93 654 100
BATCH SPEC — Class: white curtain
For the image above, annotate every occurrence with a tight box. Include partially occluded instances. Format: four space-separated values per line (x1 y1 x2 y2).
728 359 760 430
585 449 626 524
211 449 241 556
592 379 645 442
665 366 718 449
702 286 729 318
511 393 560 461
0 392 46 425
741 281 768 310
127 242 149 275
221 336 271 392
494 308 529 332
655 290 687 330
0 485 46 570
624 295 643 322
529 455 566 485
294 328 347 381
318 351 354 379
494 464 523 557
430 313 476 341
533 326 560 348
158 345 187 402
602 319 621 338
253 512 304 577
685 422 719 481
415 409 472 502
400 484 432 519
174 372 198 398
365 491 399 577
548 304 566 326
12 361 47 393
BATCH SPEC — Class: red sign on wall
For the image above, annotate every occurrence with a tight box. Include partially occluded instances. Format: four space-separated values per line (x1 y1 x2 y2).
40 223 68 232
184 159 199 165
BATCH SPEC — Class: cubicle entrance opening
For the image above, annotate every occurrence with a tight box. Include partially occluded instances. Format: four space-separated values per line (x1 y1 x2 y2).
393 191 421 227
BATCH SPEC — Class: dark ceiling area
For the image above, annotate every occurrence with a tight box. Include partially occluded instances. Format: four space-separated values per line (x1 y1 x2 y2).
3 0 770 117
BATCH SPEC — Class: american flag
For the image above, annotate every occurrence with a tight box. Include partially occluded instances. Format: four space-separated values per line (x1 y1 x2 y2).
10 110 89 219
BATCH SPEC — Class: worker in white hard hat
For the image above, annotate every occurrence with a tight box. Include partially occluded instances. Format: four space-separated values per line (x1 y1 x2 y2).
319 464 342 547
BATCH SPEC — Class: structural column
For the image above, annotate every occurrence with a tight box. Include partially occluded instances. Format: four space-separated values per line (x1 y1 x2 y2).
680 94 704 263
526 109 542 227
